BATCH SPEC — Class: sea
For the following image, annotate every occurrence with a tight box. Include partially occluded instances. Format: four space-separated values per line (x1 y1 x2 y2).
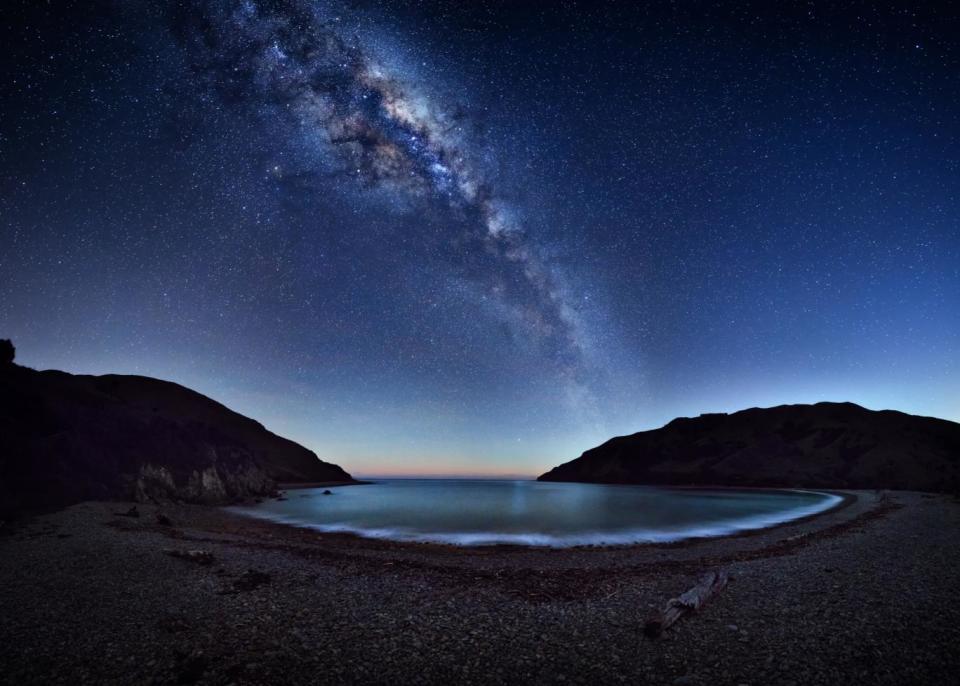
231 478 841 547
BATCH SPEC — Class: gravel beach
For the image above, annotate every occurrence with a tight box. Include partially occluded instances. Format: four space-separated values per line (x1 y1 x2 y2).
1 490 958 685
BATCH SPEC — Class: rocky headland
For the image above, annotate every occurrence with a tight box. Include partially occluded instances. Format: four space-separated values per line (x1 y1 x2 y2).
539 402 960 492
0 341 356 516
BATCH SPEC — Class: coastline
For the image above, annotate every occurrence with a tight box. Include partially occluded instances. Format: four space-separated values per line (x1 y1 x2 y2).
2 490 957 684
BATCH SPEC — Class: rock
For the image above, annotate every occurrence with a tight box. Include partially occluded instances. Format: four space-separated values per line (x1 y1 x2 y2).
322 489 333 495
727 624 739 632
233 570 271 592
164 549 215 566
156 513 173 526
177 651 208 684
115 506 140 518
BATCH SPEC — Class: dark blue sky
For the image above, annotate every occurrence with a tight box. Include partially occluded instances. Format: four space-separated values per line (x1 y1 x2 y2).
2 1 958 476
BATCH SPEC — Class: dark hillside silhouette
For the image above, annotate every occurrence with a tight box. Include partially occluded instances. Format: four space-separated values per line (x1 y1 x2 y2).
540 402 960 492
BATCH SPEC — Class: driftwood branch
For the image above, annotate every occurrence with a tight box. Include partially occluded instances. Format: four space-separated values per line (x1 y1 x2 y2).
644 569 729 638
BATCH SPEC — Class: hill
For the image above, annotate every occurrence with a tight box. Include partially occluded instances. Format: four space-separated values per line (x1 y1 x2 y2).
538 402 960 492
0 348 356 514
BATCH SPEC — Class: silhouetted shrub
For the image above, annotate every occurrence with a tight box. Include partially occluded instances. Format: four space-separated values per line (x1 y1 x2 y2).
0 339 14 365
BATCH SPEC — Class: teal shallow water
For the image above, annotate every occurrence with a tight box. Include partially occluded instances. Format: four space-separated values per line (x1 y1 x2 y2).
232 479 842 547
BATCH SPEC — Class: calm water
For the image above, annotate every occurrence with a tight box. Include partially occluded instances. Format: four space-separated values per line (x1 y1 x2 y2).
232 479 841 547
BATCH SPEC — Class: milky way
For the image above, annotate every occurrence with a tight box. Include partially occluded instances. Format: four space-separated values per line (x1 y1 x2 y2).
5 0 959 474
171 0 593 398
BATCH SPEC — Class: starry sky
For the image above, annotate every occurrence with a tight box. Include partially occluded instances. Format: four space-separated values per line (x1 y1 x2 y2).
3 1 959 477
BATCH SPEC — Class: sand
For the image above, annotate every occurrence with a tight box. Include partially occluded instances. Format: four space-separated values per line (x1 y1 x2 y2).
1 490 958 685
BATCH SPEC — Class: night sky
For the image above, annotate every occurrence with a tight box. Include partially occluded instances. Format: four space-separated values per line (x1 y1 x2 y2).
3 1 958 476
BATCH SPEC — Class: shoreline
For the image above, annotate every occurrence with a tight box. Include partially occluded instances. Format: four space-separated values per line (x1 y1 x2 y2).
240 484 856 552
223 489 868 560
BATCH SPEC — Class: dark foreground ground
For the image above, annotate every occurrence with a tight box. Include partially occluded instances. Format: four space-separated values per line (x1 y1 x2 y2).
1 490 958 685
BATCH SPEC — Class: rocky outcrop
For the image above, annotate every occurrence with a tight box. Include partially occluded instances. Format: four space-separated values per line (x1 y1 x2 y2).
0 358 357 514
538 402 960 492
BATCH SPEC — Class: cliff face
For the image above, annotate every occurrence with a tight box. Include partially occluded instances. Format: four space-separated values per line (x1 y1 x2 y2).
538 402 960 492
0 363 356 514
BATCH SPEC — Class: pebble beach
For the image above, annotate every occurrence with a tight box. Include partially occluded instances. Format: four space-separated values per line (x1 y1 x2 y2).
1 490 958 685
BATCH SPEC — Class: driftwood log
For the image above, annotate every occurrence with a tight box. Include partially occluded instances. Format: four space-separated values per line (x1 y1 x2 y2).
644 569 729 638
